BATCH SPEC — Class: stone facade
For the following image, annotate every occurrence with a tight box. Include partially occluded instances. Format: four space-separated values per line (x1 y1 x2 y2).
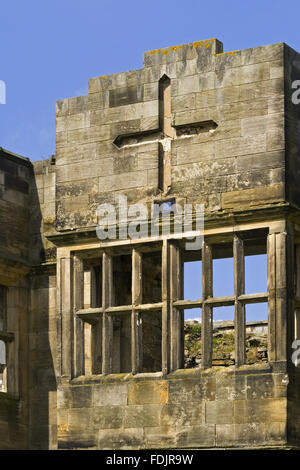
1 39 300 449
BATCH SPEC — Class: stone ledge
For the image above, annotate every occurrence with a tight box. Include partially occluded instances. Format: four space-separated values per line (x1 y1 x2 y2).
67 361 284 387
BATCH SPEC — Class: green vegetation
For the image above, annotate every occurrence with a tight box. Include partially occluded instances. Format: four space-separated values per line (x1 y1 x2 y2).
184 323 268 368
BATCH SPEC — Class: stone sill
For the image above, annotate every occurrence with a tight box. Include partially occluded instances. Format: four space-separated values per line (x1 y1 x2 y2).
70 371 163 386
68 361 286 386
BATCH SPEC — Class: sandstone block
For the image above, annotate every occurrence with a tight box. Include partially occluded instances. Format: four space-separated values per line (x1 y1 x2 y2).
93 405 124 429
124 404 161 428
168 378 215 403
92 383 128 407
128 380 168 405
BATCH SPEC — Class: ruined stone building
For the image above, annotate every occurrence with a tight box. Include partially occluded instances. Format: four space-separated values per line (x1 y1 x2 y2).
1 38 300 449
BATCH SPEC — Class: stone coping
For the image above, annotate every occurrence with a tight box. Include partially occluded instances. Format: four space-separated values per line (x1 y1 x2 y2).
67 361 288 387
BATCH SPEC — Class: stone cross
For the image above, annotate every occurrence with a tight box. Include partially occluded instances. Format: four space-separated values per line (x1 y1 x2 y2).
114 75 217 195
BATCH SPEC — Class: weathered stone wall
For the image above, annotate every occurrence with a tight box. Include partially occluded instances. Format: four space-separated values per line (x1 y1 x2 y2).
30 157 56 265
0 279 29 450
28 270 57 449
28 157 57 449
0 150 31 449
170 43 285 211
55 40 286 232
284 44 300 208
0 270 57 451
57 367 288 449
0 150 31 276
287 366 300 445
53 40 296 450
0 150 58 450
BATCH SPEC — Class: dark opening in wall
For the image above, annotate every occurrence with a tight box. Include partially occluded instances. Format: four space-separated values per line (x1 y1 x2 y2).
142 251 162 304
91 265 102 308
113 254 132 306
83 259 103 309
112 313 132 373
0 285 6 331
140 310 162 373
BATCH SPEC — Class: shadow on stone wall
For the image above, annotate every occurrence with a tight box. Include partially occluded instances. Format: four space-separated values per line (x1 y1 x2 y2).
28 166 57 449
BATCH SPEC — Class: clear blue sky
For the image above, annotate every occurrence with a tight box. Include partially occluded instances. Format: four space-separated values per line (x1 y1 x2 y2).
184 256 268 321
0 0 289 321
1 0 299 160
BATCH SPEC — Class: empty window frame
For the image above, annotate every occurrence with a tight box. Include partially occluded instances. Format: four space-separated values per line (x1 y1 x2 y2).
73 244 163 376
178 231 268 369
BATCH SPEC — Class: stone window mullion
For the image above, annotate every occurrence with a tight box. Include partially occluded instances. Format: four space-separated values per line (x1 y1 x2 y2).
267 230 289 363
131 248 142 375
201 241 213 369
234 234 246 366
162 239 170 376
58 256 73 378
102 252 113 375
